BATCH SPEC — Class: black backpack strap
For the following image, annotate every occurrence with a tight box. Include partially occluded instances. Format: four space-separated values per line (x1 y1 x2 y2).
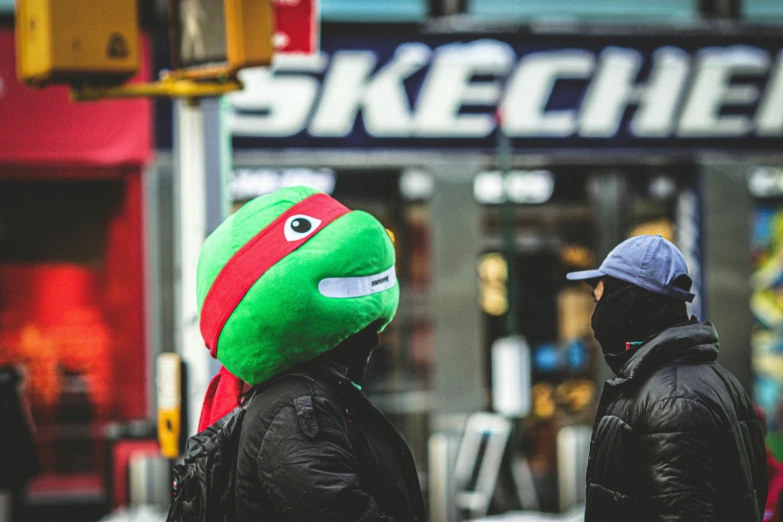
306 368 365 461
278 368 365 459
343 399 364 465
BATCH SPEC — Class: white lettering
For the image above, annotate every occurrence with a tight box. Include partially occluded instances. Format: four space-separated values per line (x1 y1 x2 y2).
229 42 783 142
678 46 769 137
309 44 431 137
415 40 514 137
756 51 783 136
229 57 326 137
308 51 378 137
578 47 690 138
501 51 594 137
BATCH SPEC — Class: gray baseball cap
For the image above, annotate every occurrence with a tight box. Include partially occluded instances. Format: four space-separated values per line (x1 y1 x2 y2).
566 235 695 302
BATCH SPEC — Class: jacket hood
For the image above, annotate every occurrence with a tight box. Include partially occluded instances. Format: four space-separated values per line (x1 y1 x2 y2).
616 320 719 382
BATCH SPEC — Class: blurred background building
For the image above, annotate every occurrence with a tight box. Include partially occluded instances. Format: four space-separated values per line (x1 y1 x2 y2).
1 0 783 520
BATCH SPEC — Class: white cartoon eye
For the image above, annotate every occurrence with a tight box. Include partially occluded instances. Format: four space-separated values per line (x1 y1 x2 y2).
284 214 322 242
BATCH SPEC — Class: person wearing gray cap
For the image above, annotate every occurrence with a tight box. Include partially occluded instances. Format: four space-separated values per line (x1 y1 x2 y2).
568 235 767 521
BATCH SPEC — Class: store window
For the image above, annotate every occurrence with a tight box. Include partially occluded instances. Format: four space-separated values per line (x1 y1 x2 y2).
0 177 147 501
321 0 427 22
477 166 700 513
748 166 783 458
468 0 697 22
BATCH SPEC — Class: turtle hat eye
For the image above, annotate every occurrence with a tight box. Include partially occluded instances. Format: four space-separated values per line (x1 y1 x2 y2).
284 214 322 242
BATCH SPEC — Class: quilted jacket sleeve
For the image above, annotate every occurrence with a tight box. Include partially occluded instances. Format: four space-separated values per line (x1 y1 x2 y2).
256 394 396 522
636 396 719 519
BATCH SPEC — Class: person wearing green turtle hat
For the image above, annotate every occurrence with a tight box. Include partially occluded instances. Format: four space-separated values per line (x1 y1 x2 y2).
195 186 426 522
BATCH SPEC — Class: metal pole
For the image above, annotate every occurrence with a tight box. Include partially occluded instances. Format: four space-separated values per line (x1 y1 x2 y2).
590 173 630 384
497 121 518 337
698 0 741 18
431 162 485 416
201 97 232 377
428 0 467 16
202 97 231 237
174 99 207 438
143 161 163 418
173 96 229 437
703 163 754 392
428 431 460 522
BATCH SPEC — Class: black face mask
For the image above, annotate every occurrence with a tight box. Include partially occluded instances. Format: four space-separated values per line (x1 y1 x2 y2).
327 327 380 383
591 277 689 375
591 285 640 374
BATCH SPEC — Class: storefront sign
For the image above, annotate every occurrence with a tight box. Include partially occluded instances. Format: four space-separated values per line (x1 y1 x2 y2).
0 30 152 167
230 29 783 150
474 170 555 204
231 166 336 199
274 0 319 55
748 166 783 198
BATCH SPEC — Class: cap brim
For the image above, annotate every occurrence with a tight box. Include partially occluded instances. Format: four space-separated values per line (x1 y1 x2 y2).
566 269 604 282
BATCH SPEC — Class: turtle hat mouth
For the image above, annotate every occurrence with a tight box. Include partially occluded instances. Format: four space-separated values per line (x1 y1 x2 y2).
318 266 397 298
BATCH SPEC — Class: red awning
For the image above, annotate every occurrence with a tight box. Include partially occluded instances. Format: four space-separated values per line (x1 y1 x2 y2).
0 30 153 168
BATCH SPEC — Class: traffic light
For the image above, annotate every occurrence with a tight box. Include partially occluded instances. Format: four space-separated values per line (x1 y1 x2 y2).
169 0 275 81
16 0 139 87
15 0 275 100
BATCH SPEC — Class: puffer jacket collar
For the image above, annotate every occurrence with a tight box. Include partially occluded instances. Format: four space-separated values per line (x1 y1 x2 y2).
614 320 719 384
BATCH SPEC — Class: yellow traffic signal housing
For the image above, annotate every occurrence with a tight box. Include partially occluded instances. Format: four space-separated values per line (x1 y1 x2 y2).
170 0 275 80
15 0 271 100
16 0 139 87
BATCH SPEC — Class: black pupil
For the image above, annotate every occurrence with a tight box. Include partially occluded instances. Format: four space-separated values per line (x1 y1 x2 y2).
291 218 312 233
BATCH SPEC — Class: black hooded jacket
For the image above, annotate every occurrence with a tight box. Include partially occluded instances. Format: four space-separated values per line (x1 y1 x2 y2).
585 321 767 521
233 359 426 522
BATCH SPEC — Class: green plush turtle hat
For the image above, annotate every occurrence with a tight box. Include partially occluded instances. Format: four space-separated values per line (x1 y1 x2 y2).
197 186 399 386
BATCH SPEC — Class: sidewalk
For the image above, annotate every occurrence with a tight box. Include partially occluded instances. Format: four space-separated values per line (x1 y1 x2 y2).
98 507 167 522
475 507 585 522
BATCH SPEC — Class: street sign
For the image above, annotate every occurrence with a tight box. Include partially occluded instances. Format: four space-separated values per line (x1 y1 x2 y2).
274 0 319 55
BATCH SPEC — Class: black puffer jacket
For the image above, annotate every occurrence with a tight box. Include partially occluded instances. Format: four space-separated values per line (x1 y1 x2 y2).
586 321 767 521
234 363 426 522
